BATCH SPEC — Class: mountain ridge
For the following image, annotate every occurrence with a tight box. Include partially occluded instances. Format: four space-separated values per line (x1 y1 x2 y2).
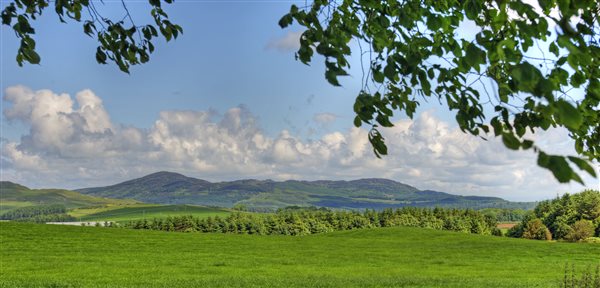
75 172 534 210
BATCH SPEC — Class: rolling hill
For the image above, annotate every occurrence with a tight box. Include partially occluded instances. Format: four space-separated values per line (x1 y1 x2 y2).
0 181 137 213
77 171 535 210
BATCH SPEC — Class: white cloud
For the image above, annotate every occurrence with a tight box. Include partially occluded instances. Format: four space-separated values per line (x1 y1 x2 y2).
2 86 596 201
313 112 338 125
266 31 302 52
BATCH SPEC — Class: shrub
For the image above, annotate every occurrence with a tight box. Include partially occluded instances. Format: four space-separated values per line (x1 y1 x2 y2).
522 218 552 241
580 237 600 244
491 228 503 237
506 223 524 238
566 220 596 242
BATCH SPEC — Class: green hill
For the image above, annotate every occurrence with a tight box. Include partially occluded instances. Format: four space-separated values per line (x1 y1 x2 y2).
0 181 137 214
72 204 230 222
1 222 597 287
77 171 535 210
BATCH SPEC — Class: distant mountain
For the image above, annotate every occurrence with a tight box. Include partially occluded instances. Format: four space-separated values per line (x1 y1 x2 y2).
0 181 137 213
77 171 211 200
76 172 535 210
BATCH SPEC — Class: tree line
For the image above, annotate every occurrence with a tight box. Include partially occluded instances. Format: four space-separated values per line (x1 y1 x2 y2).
480 208 529 222
508 190 600 242
0 204 75 223
120 207 500 236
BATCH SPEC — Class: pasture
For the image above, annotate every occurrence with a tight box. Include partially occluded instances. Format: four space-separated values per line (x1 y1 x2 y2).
1 222 599 287
70 204 230 222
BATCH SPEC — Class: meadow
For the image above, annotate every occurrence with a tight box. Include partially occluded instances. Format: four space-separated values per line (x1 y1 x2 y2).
1 222 599 287
69 204 230 222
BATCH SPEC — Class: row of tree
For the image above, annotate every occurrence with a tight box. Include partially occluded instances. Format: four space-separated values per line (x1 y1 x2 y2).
479 208 529 222
508 190 600 242
120 207 500 236
0 204 75 222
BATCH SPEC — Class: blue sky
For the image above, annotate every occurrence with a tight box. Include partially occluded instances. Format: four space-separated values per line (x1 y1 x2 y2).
1 1 356 136
1 0 597 201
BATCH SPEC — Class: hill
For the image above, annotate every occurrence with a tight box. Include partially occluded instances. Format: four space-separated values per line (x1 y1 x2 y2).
0 181 137 214
71 204 230 222
1 222 597 287
77 172 535 210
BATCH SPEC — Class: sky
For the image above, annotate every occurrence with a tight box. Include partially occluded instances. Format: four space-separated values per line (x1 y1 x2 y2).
1 0 598 201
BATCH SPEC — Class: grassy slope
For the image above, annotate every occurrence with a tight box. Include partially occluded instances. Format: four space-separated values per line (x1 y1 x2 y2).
1 222 598 287
70 204 230 222
0 182 137 214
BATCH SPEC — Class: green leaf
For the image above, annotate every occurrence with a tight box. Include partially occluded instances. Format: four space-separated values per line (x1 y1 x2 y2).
278 14 293 28
353 116 362 127
149 0 161 7
501 132 521 150
369 128 387 158
554 100 582 129
549 42 559 56
95 47 107 64
325 70 341 86
372 70 384 83
537 153 581 184
23 49 40 64
465 43 486 69
567 157 597 177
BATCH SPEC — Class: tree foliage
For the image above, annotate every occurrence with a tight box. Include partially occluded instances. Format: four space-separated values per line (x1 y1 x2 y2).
0 204 67 220
0 204 75 223
565 219 596 242
508 189 600 241
279 0 599 183
4 0 599 185
522 218 552 240
120 206 500 236
1 0 182 73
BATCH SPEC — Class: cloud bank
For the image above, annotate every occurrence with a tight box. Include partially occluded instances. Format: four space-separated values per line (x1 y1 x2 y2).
2 86 596 201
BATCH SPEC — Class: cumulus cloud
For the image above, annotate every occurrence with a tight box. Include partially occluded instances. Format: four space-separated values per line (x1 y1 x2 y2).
2 86 596 201
266 31 302 52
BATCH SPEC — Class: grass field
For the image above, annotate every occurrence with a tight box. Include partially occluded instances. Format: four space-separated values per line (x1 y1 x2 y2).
1 222 599 287
70 204 230 222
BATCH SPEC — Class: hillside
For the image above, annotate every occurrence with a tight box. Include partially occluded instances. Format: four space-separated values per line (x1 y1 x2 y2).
0 181 137 213
77 172 535 210
71 204 230 222
1 222 598 287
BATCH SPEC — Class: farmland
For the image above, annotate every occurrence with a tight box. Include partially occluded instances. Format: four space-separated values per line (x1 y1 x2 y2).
70 204 230 222
1 222 599 287
0 181 137 215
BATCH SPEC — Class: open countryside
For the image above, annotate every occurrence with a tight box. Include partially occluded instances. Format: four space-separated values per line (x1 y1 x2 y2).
2 0 600 287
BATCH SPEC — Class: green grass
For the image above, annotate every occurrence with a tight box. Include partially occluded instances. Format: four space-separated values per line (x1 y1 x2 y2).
0 201 34 214
1 222 598 287
71 204 230 222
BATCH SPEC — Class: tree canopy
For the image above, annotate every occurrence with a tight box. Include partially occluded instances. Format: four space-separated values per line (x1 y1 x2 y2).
2 0 598 184
279 0 599 184
2 0 182 73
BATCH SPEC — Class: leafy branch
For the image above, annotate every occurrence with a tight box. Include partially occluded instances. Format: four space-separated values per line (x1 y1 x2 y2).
1 0 183 73
280 0 599 184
